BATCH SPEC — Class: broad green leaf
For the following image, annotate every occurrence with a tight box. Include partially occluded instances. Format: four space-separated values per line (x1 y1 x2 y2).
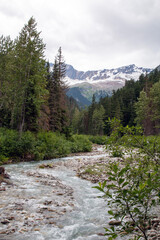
108 210 114 215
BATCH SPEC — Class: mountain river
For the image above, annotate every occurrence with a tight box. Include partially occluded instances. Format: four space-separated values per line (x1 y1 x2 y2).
0 147 110 240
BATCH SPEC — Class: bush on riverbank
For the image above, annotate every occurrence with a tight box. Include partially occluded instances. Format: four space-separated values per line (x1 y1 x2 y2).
0 128 92 165
87 135 107 145
69 135 92 153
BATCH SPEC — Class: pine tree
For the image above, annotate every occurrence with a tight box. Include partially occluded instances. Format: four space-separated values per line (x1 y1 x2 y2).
38 61 50 131
88 94 97 134
0 35 13 127
92 105 105 135
48 47 68 132
10 17 47 133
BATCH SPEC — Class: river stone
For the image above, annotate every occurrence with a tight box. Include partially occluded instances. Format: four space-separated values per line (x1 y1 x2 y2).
109 220 121 226
152 219 160 224
44 200 52 205
148 230 157 237
0 167 5 174
1 219 10 224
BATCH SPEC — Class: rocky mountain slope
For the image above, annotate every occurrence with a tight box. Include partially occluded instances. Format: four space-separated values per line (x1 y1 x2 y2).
65 64 152 107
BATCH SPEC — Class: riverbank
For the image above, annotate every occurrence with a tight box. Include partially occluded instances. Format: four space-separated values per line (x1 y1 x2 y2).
41 144 110 183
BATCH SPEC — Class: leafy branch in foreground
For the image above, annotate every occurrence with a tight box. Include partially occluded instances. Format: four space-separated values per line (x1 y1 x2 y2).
94 119 160 239
94 161 160 239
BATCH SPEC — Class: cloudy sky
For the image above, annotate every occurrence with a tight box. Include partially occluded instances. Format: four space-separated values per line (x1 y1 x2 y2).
0 0 160 71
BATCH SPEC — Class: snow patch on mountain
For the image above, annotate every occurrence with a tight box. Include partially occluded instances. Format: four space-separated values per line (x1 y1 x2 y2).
65 64 152 87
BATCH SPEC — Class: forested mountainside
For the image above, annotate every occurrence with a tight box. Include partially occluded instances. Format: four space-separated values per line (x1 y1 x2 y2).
71 66 160 136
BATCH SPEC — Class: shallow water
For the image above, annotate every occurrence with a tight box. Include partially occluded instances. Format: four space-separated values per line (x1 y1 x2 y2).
0 153 110 240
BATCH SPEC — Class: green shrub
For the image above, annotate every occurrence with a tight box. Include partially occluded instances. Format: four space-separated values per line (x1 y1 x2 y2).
88 135 107 145
0 128 19 156
0 128 92 162
69 135 92 153
110 146 123 158
35 131 71 160
0 155 9 165
15 131 36 157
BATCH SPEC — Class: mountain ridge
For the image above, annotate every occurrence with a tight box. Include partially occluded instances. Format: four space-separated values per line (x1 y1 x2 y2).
65 64 152 85
65 64 153 107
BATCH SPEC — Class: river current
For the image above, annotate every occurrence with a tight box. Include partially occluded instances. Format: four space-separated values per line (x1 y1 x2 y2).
0 151 110 240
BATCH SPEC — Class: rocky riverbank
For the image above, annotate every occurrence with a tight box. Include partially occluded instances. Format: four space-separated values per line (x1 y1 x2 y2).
39 144 111 183
0 169 75 239
39 144 118 183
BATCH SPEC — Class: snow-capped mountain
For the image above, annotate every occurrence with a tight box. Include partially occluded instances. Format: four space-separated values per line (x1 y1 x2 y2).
65 64 152 107
65 64 152 86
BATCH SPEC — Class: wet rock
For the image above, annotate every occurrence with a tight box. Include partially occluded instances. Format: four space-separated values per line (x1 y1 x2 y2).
0 167 11 185
0 187 5 191
152 219 160 224
3 173 10 179
57 192 64 196
34 228 40 231
14 203 23 211
97 233 105 236
44 200 52 205
109 220 121 226
48 221 56 225
1 219 10 224
148 230 158 237
7 216 15 221
0 166 5 174
0 230 9 234
0 167 10 179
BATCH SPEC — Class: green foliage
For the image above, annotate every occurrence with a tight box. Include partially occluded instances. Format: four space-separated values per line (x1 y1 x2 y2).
74 69 160 136
92 105 105 135
0 155 9 165
95 161 160 239
69 134 92 153
135 80 160 135
135 90 149 127
0 18 47 133
110 146 123 158
34 131 71 160
48 48 68 132
87 135 107 145
0 128 92 164
94 122 160 239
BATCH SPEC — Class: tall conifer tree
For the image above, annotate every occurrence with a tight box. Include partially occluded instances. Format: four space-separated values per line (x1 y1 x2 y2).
11 17 47 133
0 35 13 127
48 47 68 132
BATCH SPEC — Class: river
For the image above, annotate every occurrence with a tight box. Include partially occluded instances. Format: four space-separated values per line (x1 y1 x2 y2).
0 147 110 240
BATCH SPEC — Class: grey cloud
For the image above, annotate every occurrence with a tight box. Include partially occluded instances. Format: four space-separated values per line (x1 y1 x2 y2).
0 0 160 70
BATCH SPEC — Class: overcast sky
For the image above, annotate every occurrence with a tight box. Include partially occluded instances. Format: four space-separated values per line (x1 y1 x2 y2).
0 0 160 71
